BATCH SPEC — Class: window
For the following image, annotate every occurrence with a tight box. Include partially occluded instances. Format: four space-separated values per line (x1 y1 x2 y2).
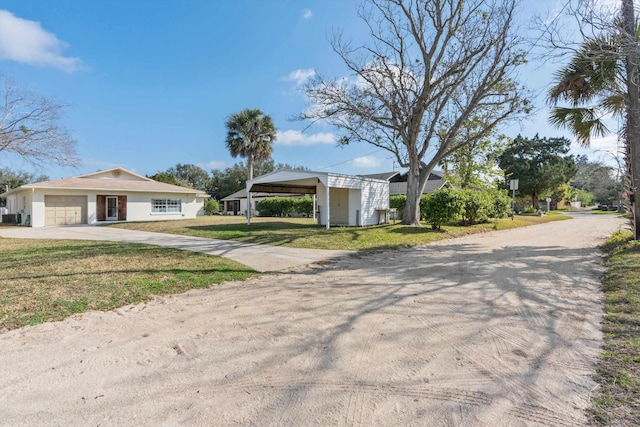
151 198 182 213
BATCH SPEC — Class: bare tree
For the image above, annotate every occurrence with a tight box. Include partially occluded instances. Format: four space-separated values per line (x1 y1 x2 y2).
0 75 78 168
301 0 528 225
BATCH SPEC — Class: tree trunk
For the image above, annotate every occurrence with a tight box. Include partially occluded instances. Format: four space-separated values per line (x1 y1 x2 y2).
532 192 539 210
402 165 429 226
247 156 254 181
623 0 640 239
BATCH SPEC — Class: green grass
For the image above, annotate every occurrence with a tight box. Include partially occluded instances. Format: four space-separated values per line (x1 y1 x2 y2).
589 229 640 425
109 214 569 251
0 238 255 331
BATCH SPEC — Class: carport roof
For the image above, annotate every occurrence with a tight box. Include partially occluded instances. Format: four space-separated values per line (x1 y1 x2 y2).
246 169 388 194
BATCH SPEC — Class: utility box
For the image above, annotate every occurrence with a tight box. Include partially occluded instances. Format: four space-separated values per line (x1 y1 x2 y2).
2 214 17 224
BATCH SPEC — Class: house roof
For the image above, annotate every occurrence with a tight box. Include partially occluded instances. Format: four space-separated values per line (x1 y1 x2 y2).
221 189 302 201
0 167 209 198
388 177 450 196
389 170 444 182
358 171 400 181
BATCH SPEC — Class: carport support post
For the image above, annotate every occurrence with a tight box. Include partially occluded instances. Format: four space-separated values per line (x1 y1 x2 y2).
325 186 330 230
247 191 251 225
313 194 317 224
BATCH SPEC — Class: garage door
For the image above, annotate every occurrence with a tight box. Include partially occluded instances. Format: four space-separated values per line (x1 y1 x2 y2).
45 196 87 226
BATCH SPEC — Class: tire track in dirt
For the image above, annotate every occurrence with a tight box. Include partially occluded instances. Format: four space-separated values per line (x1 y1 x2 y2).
0 213 625 425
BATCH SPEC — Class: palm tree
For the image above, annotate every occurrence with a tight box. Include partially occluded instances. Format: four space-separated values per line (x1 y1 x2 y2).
225 109 277 181
548 34 626 146
548 22 638 237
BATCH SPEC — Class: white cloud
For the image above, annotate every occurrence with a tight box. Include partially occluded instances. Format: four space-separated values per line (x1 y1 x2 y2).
589 134 620 151
302 9 313 19
283 68 316 86
0 10 82 72
276 129 336 146
203 160 228 170
352 155 382 168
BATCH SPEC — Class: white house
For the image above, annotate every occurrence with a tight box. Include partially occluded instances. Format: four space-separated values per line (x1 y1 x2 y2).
0 167 208 227
246 170 389 229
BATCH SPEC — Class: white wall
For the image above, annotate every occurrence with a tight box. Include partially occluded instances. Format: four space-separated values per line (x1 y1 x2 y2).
360 180 390 226
120 192 204 222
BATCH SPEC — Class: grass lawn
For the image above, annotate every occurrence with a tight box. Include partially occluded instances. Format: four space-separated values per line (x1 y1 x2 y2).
590 230 640 425
0 238 255 331
108 214 569 251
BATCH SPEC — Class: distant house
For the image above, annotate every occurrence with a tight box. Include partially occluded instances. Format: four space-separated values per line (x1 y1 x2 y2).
361 170 450 195
0 167 208 227
246 170 389 229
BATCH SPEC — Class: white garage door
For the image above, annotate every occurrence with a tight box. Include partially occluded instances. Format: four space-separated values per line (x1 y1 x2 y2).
45 196 87 226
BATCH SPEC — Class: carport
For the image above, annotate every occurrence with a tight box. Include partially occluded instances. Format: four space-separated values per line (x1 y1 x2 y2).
245 170 389 230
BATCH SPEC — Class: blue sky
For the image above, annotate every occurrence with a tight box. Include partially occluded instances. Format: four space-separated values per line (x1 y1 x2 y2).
0 0 621 180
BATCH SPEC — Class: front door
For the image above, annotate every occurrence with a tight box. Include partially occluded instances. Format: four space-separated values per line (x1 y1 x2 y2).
106 196 118 221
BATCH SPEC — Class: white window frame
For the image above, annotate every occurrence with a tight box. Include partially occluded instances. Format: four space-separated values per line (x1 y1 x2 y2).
151 198 182 213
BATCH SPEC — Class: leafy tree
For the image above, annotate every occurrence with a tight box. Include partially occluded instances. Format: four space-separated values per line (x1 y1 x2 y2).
148 164 210 191
0 74 78 167
166 163 209 191
147 171 181 186
0 168 48 207
569 187 596 207
571 155 619 204
301 0 529 225
440 116 508 189
225 109 276 181
497 135 578 208
207 160 307 200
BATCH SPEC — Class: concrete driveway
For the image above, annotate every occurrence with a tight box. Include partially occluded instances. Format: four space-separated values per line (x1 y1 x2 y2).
0 225 352 272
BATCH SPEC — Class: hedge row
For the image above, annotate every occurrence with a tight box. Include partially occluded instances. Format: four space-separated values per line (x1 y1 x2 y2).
256 196 314 217
391 188 511 229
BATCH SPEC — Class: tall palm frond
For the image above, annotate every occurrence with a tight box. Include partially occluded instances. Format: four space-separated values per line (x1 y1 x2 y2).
548 107 610 146
225 109 276 180
548 33 626 147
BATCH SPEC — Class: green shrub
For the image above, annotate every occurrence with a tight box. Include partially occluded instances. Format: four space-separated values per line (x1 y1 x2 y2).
295 196 314 216
459 189 492 224
204 199 220 215
487 189 511 218
257 196 313 217
390 195 406 217
421 188 463 229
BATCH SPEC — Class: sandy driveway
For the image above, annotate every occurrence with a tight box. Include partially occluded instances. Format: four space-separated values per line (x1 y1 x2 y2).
0 213 625 425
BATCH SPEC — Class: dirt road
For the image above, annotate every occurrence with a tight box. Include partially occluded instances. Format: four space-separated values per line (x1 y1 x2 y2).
0 213 625 425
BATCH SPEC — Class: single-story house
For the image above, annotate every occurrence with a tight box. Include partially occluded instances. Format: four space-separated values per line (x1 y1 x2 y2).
246 170 389 229
361 170 450 196
221 189 303 216
0 167 208 227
